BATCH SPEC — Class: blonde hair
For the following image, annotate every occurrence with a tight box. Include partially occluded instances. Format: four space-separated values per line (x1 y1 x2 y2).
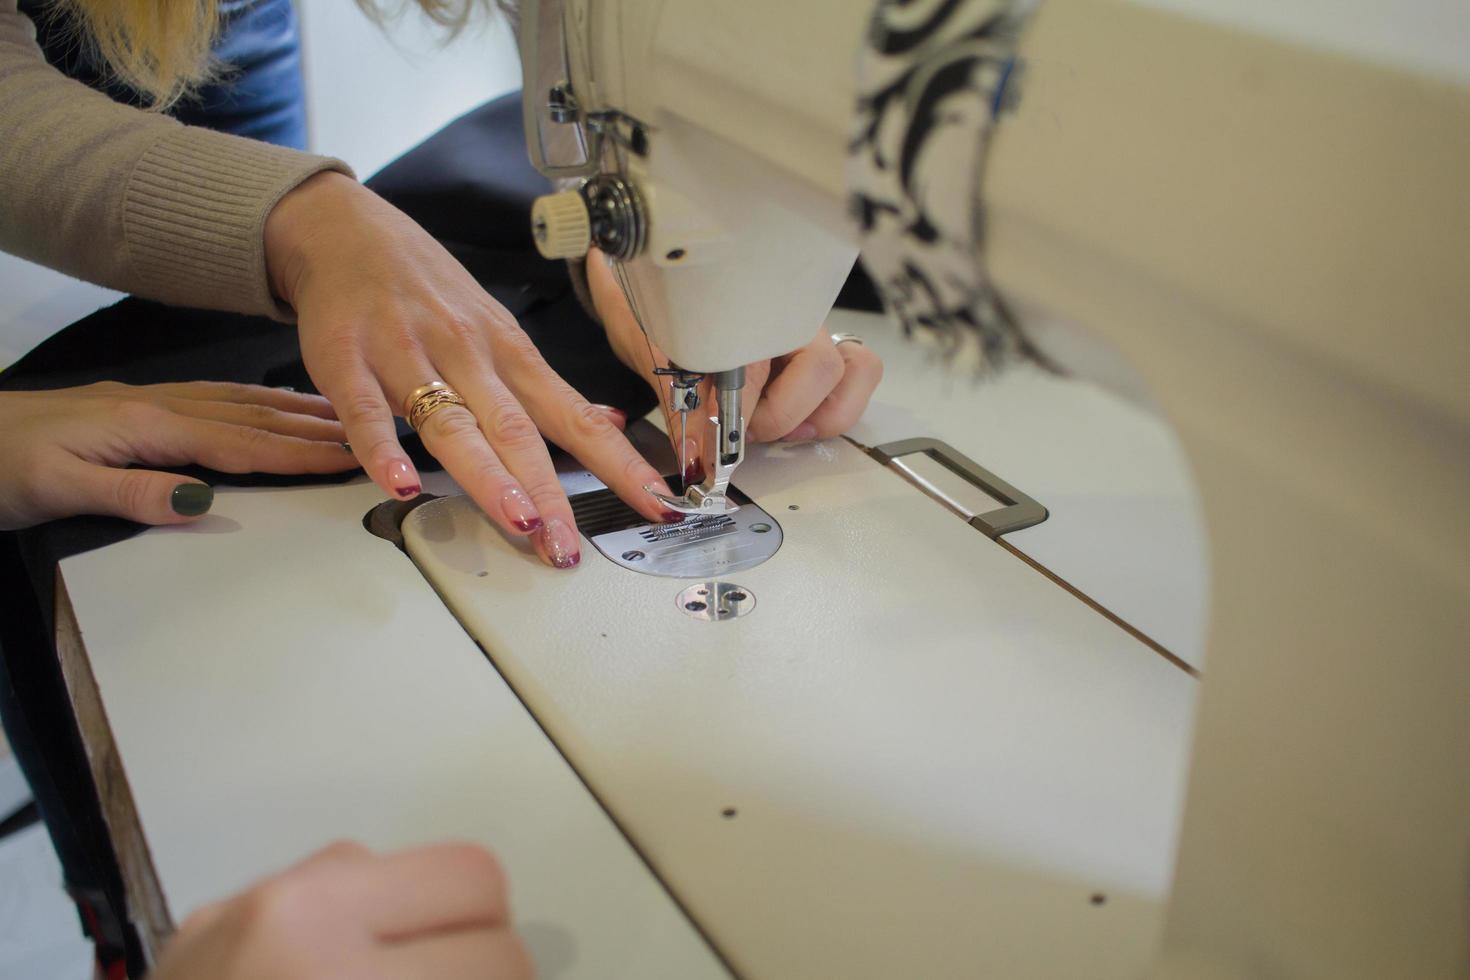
53 0 490 109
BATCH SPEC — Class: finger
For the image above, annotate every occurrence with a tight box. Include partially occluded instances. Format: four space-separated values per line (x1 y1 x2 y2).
127 416 360 477
413 399 548 540
434 361 575 556
346 843 512 940
684 359 771 483
376 927 533 980
159 398 348 445
384 350 549 541
240 841 373 913
125 381 339 420
798 342 884 439
285 840 375 876
503 361 682 525
746 338 847 443
45 456 214 525
313 358 422 498
589 404 628 431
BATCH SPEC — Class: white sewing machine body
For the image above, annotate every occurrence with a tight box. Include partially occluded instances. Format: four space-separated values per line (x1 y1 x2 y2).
519 0 1470 974
62 313 1206 978
49 1 1470 978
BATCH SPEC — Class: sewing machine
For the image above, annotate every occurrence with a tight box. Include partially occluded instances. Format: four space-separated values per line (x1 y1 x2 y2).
45 1 1469 978
506 0 1470 975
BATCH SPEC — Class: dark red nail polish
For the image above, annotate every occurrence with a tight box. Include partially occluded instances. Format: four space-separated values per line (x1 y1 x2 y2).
395 484 421 499
501 488 542 533
552 551 581 569
682 461 704 485
661 510 686 523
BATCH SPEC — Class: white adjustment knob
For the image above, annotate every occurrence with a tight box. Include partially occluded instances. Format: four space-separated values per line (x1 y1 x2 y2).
530 190 591 259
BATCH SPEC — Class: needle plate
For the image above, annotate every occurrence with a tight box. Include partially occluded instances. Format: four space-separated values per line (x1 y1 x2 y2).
570 486 782 579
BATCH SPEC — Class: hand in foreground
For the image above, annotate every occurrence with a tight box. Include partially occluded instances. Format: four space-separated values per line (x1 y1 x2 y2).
266 173 682 569
0 382 357 531
588 249 884 482
151 841 532 980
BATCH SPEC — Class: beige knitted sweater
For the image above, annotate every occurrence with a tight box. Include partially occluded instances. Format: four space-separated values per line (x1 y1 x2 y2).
0 0 351 318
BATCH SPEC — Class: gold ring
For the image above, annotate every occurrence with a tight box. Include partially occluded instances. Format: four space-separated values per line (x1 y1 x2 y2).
830 333 864 348
403 381 467 432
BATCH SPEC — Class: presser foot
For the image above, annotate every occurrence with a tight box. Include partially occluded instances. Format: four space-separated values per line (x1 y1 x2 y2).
646 484 741 516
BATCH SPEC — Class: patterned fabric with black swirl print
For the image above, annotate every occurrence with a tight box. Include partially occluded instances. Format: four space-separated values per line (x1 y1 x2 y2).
848 0 1033 372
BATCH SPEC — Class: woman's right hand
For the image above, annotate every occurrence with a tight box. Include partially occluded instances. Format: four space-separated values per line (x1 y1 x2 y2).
150 841 532 980
265 173 682 569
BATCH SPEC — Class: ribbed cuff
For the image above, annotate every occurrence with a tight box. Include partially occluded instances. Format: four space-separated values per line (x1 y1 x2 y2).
122 127 353 320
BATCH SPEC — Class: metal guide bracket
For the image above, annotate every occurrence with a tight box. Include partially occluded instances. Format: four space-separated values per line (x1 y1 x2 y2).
869 437 1047 539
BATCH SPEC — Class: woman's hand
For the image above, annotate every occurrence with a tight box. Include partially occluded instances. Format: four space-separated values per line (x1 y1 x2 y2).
151 841 532 980
265 173 680 569
588 249 885 481
0 382 357 531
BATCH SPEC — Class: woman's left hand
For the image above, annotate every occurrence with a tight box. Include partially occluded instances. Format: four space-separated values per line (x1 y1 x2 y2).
0 381 357 530
588 250 884 482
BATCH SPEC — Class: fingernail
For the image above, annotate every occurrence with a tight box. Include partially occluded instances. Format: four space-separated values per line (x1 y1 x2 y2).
539 518 580 568
387 459 420 499
340 442 353 453
592 404 628 429
171 483 213 517
661 510 686 523
782 423 818 442
501 487 543 533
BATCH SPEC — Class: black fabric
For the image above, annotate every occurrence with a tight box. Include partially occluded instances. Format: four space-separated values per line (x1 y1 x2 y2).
0 91 653 977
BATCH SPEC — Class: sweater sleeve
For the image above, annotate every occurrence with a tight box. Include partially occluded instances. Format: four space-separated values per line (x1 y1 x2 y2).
0 0 353 319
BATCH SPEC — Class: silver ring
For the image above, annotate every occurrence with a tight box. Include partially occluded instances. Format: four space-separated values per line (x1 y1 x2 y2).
830 333 864 348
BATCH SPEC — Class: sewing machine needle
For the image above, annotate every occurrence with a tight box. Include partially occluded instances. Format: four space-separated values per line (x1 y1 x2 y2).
679 408 688 495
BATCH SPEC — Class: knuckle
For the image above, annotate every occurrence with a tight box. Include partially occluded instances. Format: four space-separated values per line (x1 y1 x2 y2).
113 398 166 431
449 843 507 896
339 391 388 426
569 400 616 441
441 311 482 345
13 452 51 507
239 878 312 935
356 434 402 467
112 471 156 516
814 346 846 384
243 403 278 425
386 326 422 356
425 405 483 441
621 450 657 487
492 323 540 362
319 839 370 861
236 422 273 451
488 409 540 449
518 474 564 506
316 330 362 369
176 902 221 936
745 360 773 390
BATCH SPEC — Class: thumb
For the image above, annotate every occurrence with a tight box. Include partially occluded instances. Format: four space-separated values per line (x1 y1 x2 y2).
58 458 215 525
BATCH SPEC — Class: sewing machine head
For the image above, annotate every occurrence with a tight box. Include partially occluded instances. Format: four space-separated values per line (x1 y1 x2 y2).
517 0 858 513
